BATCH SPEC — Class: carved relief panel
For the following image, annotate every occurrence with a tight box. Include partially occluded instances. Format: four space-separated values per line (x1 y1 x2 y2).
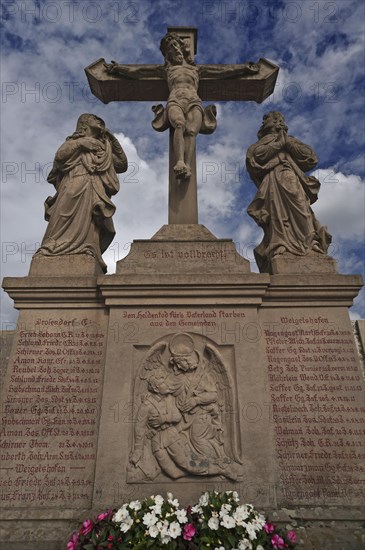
127 332 244 483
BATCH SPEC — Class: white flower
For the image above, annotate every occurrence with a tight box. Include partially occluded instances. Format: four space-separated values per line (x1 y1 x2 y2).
161 534 172 544
233 505 249 526
225 490 239 502
198 492 209 506
238 539 252 550
251 516 265 531
214 547 225 550
254 513 266 529
167 493 180 508
113 506 129 523
175 509 188 524
236 505 249 518
246 523 257 541
219 503 232 517
148 525 159 538
221 514 236 529
208 516 219 530
168 521 182 539
142 512 158 527
120 516 133 533
256 546 265 550
129 500 141 511
156 520 169 536
154 495 164 506
191 504 202 514
151 503 162 516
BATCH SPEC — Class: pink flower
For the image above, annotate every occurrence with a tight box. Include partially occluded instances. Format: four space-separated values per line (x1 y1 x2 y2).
287 530 297 544
264 522 275 534
97 511 109 521
107 535 114 541
82 519 93 536
271 534 285 549
67 532 79 550
183 523 196 541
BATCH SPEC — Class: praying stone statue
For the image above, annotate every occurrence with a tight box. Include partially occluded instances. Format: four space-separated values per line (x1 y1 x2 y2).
35 114 127 273
105 31 259 181
127 333 243 483
246 111 334 274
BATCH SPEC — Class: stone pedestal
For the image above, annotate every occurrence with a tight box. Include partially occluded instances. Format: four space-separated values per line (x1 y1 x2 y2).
271 250 338 274
94 243 270 509
1 227 364 549
1 274 107 549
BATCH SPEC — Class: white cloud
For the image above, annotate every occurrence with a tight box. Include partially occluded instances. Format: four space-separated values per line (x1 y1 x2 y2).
312 169 365 240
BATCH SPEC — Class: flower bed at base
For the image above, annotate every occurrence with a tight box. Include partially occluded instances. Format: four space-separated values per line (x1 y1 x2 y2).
67 491 297 550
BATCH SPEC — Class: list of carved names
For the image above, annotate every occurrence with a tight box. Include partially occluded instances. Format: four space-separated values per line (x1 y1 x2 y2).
0 315 106 507
265 314 365 504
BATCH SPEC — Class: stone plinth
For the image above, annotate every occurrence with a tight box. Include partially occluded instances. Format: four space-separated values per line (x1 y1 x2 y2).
116 224 250 275
29 254 105 277
271 250 338 274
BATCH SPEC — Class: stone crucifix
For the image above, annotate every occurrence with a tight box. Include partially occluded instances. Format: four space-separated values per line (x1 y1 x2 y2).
85 27 279 224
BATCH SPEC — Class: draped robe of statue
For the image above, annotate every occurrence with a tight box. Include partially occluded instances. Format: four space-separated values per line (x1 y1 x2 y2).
247 124 331 272
37 123 127 272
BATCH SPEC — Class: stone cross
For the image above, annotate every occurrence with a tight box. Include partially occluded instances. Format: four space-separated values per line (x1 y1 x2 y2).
85 27 279 224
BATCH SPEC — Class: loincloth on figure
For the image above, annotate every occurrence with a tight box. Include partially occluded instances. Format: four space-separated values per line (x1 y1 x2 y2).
166 97 204 116
152 101 217 134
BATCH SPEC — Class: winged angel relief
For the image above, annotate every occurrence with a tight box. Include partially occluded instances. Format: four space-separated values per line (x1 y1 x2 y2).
127 333 244 482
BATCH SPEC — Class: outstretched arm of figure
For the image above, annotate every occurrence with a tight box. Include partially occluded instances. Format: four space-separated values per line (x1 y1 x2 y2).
104 62 164 79
199 62 260 79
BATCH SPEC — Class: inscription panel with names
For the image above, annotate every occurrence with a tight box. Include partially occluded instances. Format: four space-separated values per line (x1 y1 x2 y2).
262 310 365 506
0 311 108 508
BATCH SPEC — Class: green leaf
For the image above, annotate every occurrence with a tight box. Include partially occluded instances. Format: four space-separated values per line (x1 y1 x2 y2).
226 531 236 547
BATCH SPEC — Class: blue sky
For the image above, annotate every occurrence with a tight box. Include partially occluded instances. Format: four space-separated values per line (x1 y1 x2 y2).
1 0 364 324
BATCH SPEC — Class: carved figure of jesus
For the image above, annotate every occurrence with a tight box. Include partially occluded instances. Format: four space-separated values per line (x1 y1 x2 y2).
161 32 204 179
105 31 259 180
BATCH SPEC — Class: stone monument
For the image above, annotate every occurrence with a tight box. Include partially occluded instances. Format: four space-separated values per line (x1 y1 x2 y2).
1 27 364 550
